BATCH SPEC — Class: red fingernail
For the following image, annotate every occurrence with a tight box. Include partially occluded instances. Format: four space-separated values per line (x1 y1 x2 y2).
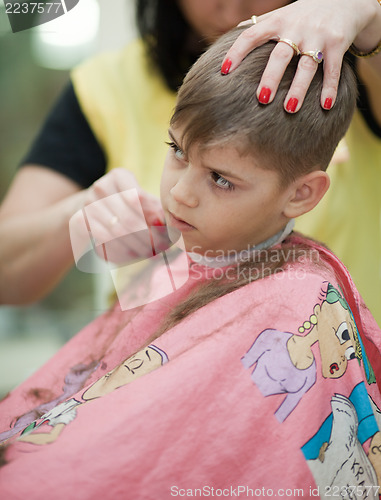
258 87 271 104
221 58 232 75
286 97 298 113
323 97 333 110
152 218 165 226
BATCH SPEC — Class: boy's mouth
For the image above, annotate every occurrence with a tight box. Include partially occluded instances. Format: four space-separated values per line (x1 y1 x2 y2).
167 211 195 232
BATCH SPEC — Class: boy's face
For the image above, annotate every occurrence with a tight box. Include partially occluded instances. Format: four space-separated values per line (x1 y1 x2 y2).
160 126 293 256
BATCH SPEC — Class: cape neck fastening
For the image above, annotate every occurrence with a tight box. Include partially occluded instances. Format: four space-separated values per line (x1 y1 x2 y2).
187 219 295 269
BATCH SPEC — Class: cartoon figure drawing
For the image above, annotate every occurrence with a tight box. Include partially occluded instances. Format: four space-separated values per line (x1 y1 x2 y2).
19 398 82 445
18 345 168 446
241 283 375 422
0 361 99 444
241 327 317 422
302 384 381 498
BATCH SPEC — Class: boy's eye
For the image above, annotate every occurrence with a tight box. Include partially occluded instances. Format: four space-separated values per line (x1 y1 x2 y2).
211 171 234 190
166 141 186 161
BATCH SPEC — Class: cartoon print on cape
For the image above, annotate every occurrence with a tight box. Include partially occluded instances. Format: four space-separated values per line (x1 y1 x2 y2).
0 360 99 443
241 282 376 422
15 345 168 446
302 382 381 497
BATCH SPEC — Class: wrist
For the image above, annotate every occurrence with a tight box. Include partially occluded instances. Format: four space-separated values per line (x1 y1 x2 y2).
57 189 88 228
351 0 381 57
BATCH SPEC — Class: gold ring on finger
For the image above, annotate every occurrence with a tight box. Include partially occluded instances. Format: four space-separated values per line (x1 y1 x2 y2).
300 49 324 63
278 38 300 56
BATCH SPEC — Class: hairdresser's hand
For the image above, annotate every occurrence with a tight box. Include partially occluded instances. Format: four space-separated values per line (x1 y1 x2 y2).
84 167 164 228
222 0 381 112
70 169 170 268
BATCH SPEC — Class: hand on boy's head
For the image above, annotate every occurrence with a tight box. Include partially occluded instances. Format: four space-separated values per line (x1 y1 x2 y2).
174 28 356 194
221 0 376 112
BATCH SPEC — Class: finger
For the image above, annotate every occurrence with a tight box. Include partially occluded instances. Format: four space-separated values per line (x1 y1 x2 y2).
237 19 253 28
320 54 342 110
112 168 139 192
88 171 164 231
255 41 297 104
103 231 155 263
140 198 165 225
118 189 149 225
84 196 142 245
90 209 154 259
89 169 138 202
120 188 159 217
93 189 146 233
283 54 319 113
85 206 121 244
236 12 272 28
150 226 172 254
221 21 276 74
86 196 129 236
112 172 164 223
90 175 118 199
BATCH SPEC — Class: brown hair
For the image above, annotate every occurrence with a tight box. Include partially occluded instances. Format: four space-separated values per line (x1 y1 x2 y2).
171 26 358 185
154 27 358 335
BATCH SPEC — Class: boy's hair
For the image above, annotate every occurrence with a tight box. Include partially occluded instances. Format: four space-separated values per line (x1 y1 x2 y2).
171 26 358 185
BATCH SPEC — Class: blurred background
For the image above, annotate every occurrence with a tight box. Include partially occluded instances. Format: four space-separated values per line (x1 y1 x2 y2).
0 0 137 397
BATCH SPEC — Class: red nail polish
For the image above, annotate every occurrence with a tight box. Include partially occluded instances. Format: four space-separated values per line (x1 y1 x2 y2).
286 97 298 113
258 87 271 104
152 218 165 226
221 58 232 75
323 97 333 110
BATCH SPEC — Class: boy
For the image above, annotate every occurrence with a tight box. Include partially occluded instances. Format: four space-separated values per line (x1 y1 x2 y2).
1 28 381 500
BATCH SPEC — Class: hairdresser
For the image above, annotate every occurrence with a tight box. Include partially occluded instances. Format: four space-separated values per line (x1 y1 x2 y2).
0 0 380 322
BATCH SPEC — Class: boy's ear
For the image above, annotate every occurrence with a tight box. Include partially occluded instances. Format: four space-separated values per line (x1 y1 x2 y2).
282 170 330 219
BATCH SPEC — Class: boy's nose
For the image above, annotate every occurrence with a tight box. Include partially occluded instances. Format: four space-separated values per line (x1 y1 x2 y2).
170 173 199 208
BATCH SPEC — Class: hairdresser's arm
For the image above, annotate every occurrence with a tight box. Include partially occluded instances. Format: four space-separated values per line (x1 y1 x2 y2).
0 166 164 305
0 165 85 304
222 0 381 118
